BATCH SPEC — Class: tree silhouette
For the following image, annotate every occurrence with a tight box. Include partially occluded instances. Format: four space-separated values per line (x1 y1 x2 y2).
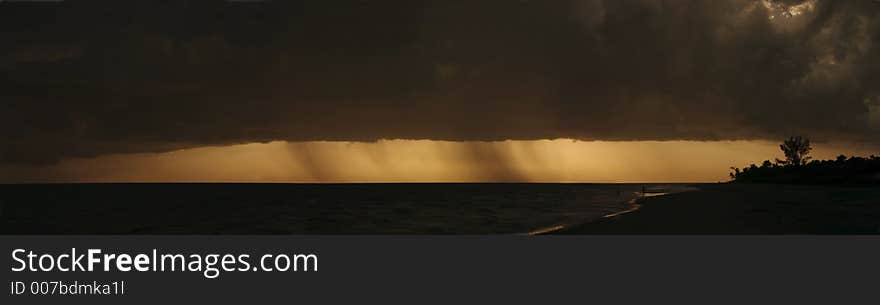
778 136 812 166
728 136 880 185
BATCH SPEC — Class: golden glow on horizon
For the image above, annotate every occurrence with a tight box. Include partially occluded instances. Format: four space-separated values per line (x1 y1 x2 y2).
1 140 876 183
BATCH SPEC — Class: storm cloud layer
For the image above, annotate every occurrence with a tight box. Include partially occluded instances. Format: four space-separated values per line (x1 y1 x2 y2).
2 0 879 164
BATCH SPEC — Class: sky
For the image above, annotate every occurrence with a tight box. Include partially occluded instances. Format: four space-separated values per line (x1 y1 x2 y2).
2 140 877 183
1 0 879 182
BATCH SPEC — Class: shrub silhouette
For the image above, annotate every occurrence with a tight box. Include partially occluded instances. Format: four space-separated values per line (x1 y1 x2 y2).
729 137 880 185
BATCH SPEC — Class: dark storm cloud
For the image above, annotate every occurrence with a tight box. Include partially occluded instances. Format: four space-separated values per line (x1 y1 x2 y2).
2 0 879 164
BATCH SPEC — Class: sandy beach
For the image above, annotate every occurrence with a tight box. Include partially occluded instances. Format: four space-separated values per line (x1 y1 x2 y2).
559 183 880 234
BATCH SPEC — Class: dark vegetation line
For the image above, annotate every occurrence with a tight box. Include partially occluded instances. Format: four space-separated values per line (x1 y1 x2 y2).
729 136 880 185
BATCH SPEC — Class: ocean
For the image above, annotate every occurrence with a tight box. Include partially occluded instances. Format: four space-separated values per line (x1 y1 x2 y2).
0 183 695 234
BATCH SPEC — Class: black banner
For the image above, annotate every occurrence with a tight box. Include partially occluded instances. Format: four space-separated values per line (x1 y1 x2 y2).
1 236 878 304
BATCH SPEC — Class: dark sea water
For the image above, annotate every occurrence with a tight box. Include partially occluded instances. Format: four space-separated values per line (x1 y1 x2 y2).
0 183 694 234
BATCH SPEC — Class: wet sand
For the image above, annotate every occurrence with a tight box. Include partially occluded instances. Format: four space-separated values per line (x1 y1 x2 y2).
559 183 880 234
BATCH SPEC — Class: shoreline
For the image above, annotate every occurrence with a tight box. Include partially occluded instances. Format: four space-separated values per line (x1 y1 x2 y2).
529 186 698 235
555 183 880 234
2 183 689 234
526 196 642 235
